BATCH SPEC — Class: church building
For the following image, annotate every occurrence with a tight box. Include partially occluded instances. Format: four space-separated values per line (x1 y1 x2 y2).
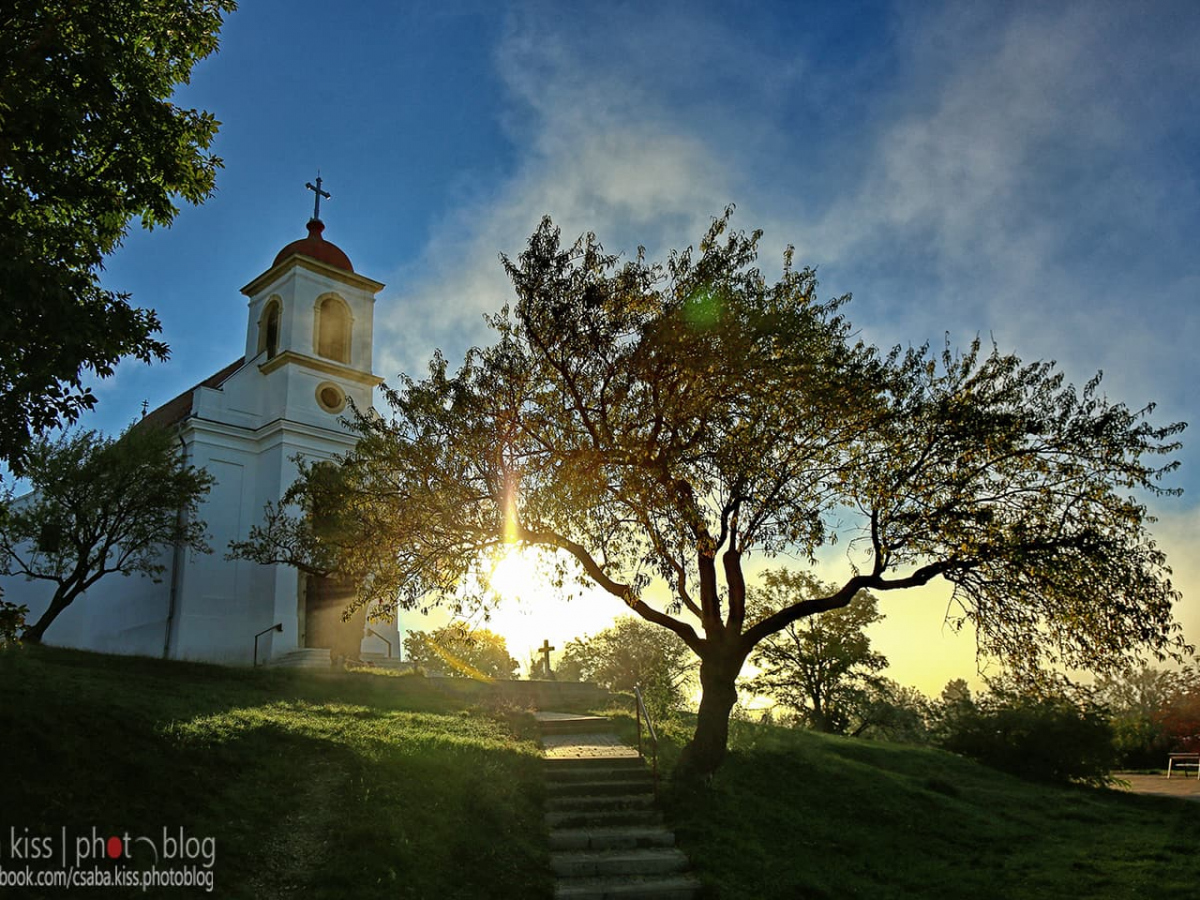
7 197 401 668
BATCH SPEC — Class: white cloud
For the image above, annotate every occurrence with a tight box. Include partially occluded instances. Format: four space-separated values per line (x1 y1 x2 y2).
805 3 1200 418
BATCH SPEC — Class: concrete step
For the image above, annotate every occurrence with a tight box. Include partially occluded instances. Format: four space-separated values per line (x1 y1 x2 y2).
537 714 615 735
547 766 654 785
547 794 657 813
546 808 662 829
550 826 676 852
357 653 412 671
551 848 690 879
547 779 654 798
269 648 331 669
547 763 652 777
553 873 702 899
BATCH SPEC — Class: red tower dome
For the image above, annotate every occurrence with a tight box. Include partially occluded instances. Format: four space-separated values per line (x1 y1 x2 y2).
273 219 354 272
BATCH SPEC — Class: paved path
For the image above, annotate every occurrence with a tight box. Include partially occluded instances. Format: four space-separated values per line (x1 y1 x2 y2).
1114 773 1200 802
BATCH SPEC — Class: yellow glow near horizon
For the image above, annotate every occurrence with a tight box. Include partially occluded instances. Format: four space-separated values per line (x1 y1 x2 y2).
481 547 987 693
400 544 1019 697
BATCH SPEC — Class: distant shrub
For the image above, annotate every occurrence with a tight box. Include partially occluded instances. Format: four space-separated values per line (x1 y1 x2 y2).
0 599 26 647
1095 664 1200 767
936 686 1117 786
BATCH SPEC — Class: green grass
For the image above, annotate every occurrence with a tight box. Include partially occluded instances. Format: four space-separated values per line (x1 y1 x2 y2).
11 653 1200 900
619 713 1200 899
0 646 552 899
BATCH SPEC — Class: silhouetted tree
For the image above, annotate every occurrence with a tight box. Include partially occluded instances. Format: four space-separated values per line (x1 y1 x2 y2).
747 570 886 734
0 0 236 470
233 211 1188 777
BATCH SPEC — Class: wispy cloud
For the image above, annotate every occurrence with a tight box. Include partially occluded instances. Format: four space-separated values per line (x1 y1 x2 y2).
377 0 1199 623
383 2 1197 432
806 3 1200 422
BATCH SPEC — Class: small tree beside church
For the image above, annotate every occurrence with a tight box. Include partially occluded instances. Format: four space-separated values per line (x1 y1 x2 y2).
0 426 213 643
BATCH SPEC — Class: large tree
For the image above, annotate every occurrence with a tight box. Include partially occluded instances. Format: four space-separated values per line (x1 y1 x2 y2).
746 570 886 735
0 425 213 643
233 211 1188 777
0 0 237 471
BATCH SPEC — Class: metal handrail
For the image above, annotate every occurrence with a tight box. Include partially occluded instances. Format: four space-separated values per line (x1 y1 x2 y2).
634 684 659 797
253 623 283 667
365 627 393 658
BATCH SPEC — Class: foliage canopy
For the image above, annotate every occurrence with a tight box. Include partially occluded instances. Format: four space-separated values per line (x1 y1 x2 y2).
0 0 236 470
235 209 1187 775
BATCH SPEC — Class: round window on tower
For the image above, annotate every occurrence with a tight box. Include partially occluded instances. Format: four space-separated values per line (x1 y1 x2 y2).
315 382 347 414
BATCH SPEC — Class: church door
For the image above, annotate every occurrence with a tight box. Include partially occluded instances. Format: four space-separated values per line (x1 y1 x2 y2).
303 574 367 662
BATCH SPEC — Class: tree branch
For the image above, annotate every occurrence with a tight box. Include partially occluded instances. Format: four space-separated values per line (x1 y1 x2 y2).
516 522 703 650
741 559 970 650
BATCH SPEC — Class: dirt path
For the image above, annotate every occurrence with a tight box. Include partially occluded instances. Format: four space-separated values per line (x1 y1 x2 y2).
1113 773 1200 803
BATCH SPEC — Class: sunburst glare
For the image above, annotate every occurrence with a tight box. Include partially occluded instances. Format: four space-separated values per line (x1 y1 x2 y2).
478 545 624 677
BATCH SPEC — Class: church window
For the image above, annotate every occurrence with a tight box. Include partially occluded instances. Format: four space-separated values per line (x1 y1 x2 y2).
316 295 352 363
258 297 282 359
316 382 347 414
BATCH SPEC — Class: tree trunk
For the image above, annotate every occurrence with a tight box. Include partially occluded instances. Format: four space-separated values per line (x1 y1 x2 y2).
20 589 73 644
678 648 745 779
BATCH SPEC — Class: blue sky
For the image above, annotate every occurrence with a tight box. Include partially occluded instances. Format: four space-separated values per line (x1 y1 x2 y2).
79 0 1200 689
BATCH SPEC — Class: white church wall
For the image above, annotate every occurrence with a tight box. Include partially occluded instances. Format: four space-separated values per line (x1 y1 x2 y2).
251 438 301 657
170 435 269 664
4 539 176 659
193 379 259 430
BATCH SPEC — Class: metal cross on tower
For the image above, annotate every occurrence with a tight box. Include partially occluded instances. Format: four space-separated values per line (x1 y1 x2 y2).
305 174 331 221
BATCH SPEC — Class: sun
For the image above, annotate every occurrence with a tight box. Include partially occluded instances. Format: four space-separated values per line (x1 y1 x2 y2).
488 547 543 602
478 545 624 676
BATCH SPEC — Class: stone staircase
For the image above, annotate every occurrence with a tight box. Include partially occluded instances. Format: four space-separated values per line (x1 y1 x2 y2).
538 714 700 899
268 649 415 671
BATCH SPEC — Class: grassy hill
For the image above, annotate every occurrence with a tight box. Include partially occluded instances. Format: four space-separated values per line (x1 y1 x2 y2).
6 648 1200 899
0 646 551 899
608 712 1200 899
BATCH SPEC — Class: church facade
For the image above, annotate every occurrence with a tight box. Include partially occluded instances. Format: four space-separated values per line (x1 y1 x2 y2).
6 212 401 667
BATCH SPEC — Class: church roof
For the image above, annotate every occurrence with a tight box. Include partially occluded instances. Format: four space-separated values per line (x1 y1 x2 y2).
140 358 245 430
272 218 354 272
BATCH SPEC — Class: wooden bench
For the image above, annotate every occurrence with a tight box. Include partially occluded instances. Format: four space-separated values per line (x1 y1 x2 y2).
1167 752 1200 779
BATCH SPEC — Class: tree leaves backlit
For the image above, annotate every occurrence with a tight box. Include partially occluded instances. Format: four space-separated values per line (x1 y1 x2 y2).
233 209 1187 775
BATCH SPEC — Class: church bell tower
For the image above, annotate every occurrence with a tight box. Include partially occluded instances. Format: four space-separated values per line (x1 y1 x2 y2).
239 177 384 429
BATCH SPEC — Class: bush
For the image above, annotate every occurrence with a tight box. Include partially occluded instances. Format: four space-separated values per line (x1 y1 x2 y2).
557 617 694 719
0 598 26 646
1110 712 1173 768
936 686 1117 786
